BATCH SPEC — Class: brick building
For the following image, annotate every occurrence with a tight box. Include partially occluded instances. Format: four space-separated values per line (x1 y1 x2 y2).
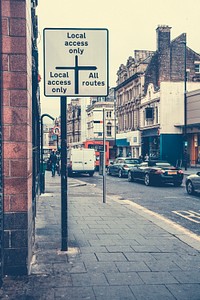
115 25 200 162
67 98 82 146
0 0 40 276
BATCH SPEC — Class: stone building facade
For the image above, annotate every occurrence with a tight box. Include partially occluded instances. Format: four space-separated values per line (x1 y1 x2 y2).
115 25 200 162
67 89 116 159
67 98 82 145
0 0 40 276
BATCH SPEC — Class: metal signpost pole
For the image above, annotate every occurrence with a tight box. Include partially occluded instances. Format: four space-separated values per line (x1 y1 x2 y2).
179 39 187 170
114 89 117 158
103 108 106 203
60 96 68 251
183 40 187 171
40 117 44 193
44 28 108 250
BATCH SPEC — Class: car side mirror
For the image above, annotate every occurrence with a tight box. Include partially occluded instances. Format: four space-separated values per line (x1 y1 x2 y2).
197 172 200 176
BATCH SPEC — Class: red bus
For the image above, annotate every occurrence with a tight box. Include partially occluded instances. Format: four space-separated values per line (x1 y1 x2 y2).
83 140 109 168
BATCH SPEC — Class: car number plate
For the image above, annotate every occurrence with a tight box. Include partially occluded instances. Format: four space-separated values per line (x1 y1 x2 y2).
168 171 177 175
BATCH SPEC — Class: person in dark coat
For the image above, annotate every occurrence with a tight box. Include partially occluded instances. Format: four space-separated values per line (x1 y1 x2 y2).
49 150 57 177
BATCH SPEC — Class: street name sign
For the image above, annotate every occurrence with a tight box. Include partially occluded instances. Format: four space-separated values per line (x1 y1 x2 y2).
43 28 109 97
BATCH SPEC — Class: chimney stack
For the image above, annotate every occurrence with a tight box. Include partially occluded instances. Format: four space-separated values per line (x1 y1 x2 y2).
156 25 171 52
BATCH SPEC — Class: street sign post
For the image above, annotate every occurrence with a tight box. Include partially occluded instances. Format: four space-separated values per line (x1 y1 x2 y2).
44 28 109 97
43 28 109 251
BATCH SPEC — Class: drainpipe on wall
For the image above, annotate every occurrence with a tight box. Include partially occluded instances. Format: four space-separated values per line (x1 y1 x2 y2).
0 2 4 283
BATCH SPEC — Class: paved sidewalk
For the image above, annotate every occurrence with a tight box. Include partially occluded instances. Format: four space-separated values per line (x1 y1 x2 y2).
1 171 200 299
184 167 200 176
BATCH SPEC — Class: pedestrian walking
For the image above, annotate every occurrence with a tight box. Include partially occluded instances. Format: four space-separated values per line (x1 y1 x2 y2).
49 150 57 177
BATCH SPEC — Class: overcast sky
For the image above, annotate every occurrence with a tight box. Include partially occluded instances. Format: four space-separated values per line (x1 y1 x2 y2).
37 0 200 119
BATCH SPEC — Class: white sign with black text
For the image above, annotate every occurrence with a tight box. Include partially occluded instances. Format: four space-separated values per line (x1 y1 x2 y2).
43 28 109 97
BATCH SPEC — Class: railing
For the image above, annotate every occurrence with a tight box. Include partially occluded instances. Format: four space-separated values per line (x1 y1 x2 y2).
189 160 200 168
176 159 200 169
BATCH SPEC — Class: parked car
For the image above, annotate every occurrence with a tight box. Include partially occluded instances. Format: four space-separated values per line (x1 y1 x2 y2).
127 160 184 186
186 172 200 195
107 157 141 178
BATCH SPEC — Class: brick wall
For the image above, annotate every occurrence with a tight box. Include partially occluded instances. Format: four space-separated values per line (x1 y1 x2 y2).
145 30 200 94
1 0 33 275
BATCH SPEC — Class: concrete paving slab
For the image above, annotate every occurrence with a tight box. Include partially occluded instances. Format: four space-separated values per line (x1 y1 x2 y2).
1 171 200 299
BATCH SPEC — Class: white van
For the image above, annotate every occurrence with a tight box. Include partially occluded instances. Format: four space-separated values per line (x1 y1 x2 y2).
67 148 96 176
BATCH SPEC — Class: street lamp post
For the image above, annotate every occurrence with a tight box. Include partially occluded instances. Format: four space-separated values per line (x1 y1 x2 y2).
114 89 117 158
40 114 55 193
181 40 187 171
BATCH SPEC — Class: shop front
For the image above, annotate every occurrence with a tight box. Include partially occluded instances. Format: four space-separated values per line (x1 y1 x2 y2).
187 130 200 166
116 138 130 157
141 128 160 160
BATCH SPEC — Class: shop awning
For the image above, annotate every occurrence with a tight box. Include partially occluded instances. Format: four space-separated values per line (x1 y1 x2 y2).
116 139 130 146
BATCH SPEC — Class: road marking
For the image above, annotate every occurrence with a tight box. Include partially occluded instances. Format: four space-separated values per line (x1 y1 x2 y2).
172 210 200 224
164 196 179 199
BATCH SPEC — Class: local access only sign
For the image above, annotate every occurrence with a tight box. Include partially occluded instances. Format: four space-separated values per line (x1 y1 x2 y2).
43 28 109 97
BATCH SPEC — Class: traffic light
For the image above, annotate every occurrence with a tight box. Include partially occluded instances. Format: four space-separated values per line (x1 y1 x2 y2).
183 141 188 171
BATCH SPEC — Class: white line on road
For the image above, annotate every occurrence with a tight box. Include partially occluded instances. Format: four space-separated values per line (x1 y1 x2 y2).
172 210 200 224
110 197 200 251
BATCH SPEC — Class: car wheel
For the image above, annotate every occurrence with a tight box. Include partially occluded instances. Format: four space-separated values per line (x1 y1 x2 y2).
118 169 123 178
144 173 150 186
186 180 194 195
128 171 133 182
174 181 182 187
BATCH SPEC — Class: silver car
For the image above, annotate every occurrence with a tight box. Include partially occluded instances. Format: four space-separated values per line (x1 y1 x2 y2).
186 172 200 195
107 157 140 178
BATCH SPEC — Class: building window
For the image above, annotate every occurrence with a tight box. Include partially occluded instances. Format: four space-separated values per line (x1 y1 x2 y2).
145 107 154 119
107 122 112 136
106 111 112 118
195 64 200 73
148 90 151 99
155 107 158 123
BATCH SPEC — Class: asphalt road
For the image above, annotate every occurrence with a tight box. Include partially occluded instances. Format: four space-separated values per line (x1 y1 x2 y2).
74 172 200 236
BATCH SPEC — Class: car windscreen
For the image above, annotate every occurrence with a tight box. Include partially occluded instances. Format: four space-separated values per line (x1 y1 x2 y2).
124 159 140 164
154 162 171 167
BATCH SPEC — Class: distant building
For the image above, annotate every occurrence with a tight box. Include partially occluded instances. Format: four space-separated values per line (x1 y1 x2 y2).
66 89 116 159
86 100 115 141
115 25 200 163
67 98 91 147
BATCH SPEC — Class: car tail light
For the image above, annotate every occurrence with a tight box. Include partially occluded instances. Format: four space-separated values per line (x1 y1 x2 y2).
123 164 129 170
178 169 184 174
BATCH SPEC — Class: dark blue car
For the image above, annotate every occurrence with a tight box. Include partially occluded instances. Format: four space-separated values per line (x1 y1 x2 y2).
128 160 184 186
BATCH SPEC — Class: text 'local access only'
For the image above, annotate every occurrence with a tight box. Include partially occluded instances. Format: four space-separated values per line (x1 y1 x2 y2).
44 28 109 97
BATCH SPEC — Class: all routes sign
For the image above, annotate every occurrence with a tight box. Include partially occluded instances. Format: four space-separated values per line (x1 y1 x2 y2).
43 28 109 97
